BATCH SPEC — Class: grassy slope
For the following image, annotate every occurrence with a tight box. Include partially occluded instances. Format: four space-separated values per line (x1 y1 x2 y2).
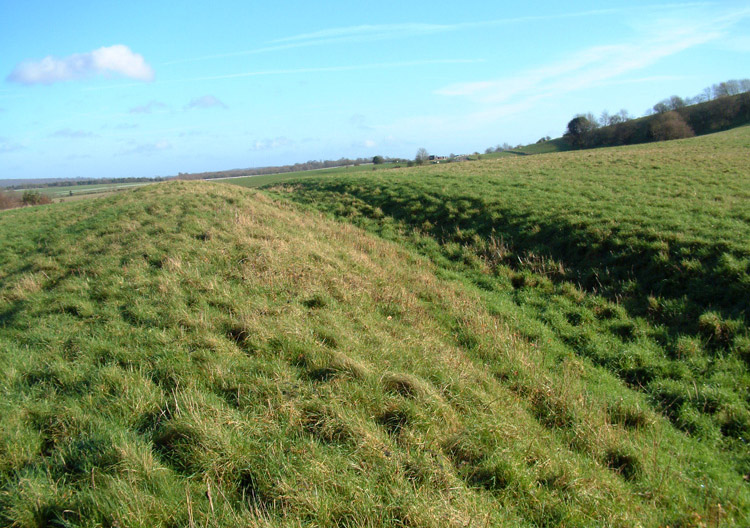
0 182 746 526
237 128 750 520
484 138 572 158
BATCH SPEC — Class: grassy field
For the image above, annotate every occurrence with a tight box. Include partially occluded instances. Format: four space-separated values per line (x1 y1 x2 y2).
0 129 748 526
223 162 403 189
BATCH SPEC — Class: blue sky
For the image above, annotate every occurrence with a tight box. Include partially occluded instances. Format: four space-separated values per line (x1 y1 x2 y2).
1 1 749 180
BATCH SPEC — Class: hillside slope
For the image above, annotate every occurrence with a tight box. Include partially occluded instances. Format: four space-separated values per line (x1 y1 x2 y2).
244 127 750 524
0 182 747 526
238 129 750 522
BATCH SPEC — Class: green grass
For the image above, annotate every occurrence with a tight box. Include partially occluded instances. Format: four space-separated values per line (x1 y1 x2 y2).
484 138 572 158
231 126 750 521
0 129 748 526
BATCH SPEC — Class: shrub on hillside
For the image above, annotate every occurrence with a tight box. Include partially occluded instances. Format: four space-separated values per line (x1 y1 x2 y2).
649 112 695 141
21 190 52 206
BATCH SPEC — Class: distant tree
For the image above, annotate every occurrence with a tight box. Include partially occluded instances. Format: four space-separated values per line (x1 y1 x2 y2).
415 148 429 165
668 95 686 110
564 115 597 148
649 111 695 141
372 155 384 165
713 80 742 98
605 109 630 126
652 100 670 114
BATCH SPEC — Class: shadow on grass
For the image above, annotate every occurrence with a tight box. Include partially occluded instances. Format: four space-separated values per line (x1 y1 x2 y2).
285 180 748 336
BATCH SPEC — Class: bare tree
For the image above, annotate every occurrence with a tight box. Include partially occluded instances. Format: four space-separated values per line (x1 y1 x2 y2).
415 148 429 165
668 95 686 110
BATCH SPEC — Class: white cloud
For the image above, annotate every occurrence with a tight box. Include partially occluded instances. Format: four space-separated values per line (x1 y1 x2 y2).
249 137 292 151
185 95 227 110
7 45 154 85
436 7 750 112
363 139 377 148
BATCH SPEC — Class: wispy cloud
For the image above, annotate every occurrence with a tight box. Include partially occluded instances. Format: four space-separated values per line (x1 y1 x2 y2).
185 95 227 110
249 137 292 151
7 45 154 85
164 4 712 65
87 59 484 92
177 59 483 83
129 101 167 114
269 23 451 45
49 128 98 139
436 7 750 111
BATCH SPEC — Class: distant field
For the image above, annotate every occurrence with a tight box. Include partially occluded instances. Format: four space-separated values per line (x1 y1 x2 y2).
223 162 402 188
8 181 153 200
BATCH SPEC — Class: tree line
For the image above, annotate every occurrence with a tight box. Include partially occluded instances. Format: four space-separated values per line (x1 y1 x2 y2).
564 79 750 150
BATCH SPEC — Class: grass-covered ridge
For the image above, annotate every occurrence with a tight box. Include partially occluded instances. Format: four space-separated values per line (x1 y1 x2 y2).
258 127 750 438
1 181 747 526
237 128 750 518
